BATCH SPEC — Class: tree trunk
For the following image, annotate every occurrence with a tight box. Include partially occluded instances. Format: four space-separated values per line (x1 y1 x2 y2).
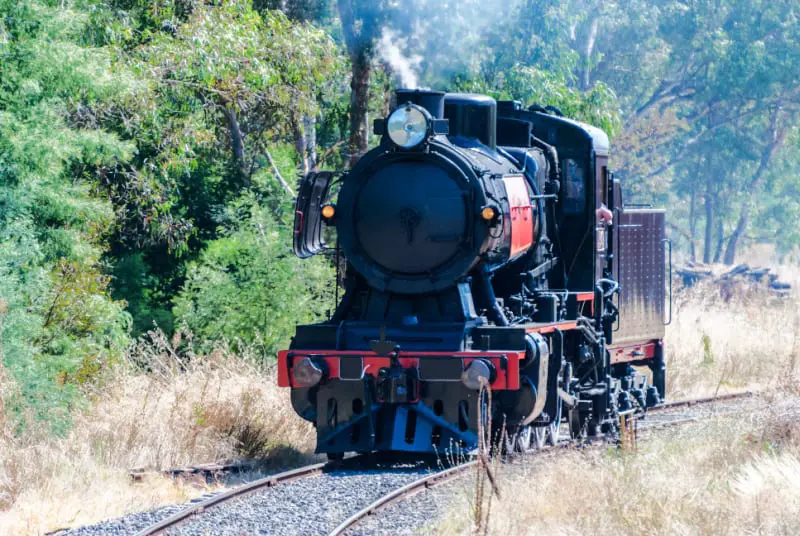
703 160 714 264
713 219 724 263
220 104 249 186
303 114 317 171
293 114 309 174
264 145 296 197
723 205 747 266
581 16 599 91
338 0 373 168
347 49 371 167
723 116 788 264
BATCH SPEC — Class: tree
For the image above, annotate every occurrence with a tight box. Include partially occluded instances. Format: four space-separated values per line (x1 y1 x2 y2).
336 0 383 166
0 0 132 428
570 0 800 263
86 0 343 333
173 197 334 358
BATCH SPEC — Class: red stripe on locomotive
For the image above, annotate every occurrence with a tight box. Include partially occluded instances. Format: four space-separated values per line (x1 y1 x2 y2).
277 350 524 390
502 174 535 259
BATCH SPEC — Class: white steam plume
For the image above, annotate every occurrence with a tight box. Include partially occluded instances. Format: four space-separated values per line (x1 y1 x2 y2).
377 28 423 89
376 0 523 87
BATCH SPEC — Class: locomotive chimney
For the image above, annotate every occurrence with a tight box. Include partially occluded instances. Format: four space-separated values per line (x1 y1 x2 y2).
444 93 497 150
394 89 446 119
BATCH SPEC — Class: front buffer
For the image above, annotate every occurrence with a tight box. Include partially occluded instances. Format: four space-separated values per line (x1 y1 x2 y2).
277 350 524 454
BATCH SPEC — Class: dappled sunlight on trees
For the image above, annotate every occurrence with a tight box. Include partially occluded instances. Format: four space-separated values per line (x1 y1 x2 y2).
0 0 798 432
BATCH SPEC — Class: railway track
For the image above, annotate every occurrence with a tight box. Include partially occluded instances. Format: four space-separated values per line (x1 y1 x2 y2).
133 461 331 536
128 391 754 536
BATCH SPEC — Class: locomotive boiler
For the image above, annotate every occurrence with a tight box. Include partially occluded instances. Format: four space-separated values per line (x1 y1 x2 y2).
279 89 669 457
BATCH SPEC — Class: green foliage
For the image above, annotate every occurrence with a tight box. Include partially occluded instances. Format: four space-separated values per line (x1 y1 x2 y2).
75 0 346 338
0 0 132 430
173 196 334 359
451 65 622 138
1 0 799 434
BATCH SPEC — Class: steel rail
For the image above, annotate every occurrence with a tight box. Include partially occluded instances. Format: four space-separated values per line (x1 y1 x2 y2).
327 460 479 536
135 460 333 536
326 391 759 535
648 390 754 414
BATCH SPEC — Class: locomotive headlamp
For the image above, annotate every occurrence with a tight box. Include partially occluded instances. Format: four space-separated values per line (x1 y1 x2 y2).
387 104 429 148
292 357 325 388
321 204 336 219
461 359 495 390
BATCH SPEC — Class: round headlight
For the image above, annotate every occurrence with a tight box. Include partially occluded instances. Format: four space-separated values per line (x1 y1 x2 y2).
387 105 429 148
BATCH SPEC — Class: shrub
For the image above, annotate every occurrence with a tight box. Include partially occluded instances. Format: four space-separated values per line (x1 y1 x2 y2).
173 200 334 360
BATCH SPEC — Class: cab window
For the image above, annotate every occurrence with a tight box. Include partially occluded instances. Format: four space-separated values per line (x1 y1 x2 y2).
563 158 586 214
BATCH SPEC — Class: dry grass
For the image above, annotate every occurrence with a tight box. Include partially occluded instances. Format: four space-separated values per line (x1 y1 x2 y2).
2 267 798 535
440 407 800 536
666 273 800 398
0 331 315 535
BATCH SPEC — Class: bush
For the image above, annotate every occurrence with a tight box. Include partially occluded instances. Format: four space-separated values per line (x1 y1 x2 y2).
0 0 134 431
173 200 334 360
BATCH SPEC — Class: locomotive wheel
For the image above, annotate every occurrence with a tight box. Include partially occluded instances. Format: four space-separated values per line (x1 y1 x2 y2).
327 452 345 462
568 407 585 440
531 426 546 449
516 426 533 452
546 395 563 446
505 425 544 453
503 426 528 454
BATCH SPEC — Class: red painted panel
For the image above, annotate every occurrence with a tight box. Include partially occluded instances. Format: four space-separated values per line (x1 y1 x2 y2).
526 321 579 334
608 341 659 364
503 175 534 259
278 350 525 390
277 350 291 387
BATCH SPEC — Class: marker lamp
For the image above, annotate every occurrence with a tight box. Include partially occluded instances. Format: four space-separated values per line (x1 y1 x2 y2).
461 360 494 390
321 204 336 219
387 105 429 148
292 357 324 388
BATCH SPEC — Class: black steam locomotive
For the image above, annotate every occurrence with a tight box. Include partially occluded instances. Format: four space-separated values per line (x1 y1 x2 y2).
278 89 669 457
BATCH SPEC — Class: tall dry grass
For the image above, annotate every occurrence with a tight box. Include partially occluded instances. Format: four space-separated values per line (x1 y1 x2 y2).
2 268 798 535
440 407 800 535
0 331 315 535
666 274 800 397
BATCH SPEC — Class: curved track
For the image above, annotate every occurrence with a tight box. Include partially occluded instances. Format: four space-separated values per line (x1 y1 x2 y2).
327 460 479 536
133 391 754 536
134 461 333 536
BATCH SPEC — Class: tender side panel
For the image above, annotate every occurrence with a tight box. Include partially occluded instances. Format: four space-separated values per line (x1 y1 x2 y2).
613 209 666 345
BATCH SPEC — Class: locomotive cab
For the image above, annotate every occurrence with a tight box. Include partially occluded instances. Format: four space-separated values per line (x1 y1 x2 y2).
281 89 668 456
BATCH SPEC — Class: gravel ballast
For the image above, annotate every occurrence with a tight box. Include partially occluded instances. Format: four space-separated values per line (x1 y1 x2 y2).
165 469 429 536
59 467 434 536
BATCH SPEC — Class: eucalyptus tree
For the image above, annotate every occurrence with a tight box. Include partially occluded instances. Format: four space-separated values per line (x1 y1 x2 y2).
86 0 343 333
547 0 800 263
635 0 800 263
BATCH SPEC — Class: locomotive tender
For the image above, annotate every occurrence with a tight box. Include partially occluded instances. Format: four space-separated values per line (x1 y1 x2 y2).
278 89 668 457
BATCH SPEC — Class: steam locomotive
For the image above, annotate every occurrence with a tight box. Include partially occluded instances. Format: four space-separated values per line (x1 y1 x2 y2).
278 89 669 457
